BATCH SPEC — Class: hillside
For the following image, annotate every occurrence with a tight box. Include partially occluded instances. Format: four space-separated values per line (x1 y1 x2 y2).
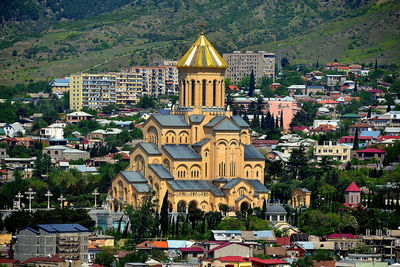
0 0 399 85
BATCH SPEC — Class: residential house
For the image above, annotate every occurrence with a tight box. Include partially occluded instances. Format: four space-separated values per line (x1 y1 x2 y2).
21 257 80 267
51 78 70 94
355 148 385 164
324 234 361 251
313 120 340 129
179 247 205 261
339 136 372 147
384 127 400 136
2 157 36 178
313 141 351 163
362 234 396 261
360 131 381 141
0 259 18 267
310 124 337 135
201 256 288 267
207 242 253 258
43 146 90 161
349 123 374 136
265 205 287 224
87 128 123 140
326 75 347 87
66 112 93 124
40 124 65 140
14 224 89 263
212 230 243 242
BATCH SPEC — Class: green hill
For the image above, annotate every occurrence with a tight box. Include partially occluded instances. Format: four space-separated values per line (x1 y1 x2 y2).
0 0 399 85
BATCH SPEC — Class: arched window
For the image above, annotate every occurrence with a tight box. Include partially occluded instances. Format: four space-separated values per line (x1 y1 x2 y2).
191 80 195 106
213 80 217 106
182 81 186 106
202 80 206 106
238 187 246 196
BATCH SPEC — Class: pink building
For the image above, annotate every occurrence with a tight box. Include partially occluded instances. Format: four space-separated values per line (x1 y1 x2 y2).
233 96 301 130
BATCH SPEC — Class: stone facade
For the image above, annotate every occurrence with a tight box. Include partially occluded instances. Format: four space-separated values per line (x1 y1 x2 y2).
110 33 269 213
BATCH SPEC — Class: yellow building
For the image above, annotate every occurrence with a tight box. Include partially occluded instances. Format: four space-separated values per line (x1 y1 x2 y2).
110 32 269 212
291 188 311 208
69 73 117 110
313 141 351 163
115 72 143 105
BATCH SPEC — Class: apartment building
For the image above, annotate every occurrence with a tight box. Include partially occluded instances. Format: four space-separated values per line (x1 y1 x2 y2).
14 224 89 263
313 141 351 163
69 74 116 111
223 51 275 85
51 77 70 94
114 72 143 105
123 66 168 98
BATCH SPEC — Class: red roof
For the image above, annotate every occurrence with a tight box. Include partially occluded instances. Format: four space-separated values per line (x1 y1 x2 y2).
377 136 400 141
357 148 385 154
22 257 65 264
318 99 339 104
249 257 288 265
292 126 310 131
345 182 361 192
326 233 358 239
179 247 204 252
339 136 372 143
217 256 248 262
0 259 18 264
368 89 384 93
276 237 291 246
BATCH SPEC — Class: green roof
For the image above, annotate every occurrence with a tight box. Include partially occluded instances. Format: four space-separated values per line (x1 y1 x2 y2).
341 113 361 118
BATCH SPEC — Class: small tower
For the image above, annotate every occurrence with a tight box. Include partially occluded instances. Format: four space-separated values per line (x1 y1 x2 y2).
176 32 227 108
344 182 361 206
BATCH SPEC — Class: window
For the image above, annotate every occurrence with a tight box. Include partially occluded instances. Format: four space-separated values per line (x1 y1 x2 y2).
202 80 206 106
191 80 195 106
213 80 217 106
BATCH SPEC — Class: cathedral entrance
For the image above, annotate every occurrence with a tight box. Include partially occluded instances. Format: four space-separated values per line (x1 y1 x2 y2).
177 200 187 213
240 201 250 212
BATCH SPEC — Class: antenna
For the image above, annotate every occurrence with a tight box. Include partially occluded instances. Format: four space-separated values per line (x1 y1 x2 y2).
199 22 206 34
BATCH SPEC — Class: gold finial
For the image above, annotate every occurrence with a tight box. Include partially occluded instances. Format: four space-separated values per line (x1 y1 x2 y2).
199 23 205 35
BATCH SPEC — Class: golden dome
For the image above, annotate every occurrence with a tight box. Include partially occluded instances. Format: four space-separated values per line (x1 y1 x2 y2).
176 33 228 69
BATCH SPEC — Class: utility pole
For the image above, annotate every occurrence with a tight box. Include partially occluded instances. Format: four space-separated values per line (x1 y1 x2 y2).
25 188 36 212
15 192 23 210
58 194 66 210
45 190 53 210
92 189 100 208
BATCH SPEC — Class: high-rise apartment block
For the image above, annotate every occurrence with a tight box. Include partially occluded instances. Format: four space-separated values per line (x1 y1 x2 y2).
115 72 143 105
223 51 275 85
14 224 89 263
69 73 116 111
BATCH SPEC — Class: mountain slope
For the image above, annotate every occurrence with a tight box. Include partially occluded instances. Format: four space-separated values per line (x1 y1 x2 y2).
0 0 399 85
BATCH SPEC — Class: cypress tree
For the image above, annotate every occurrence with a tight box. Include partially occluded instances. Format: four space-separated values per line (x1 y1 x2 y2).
375 58 378 71
251 114 260 129
275 116 279 129
280 111 284 129
316 59 319 69
243 114 249 123
175 218 180 236
353 128 359 150
387 105 392 112
261 114 266 130
262 199 267 213
354 81 358 92
248 70 255 97
160 191 169 237
171 219 175 236
367 106 372 118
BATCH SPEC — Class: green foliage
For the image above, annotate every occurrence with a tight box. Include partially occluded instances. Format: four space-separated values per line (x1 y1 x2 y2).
137 95 156 109
33 152 52 177
290 101 321 127
160 191 169 237
117 251 149 267
95 250 116 267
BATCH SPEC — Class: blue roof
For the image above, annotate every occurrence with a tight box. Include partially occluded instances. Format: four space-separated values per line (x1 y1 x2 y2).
167 240 190 249
167 180 224 196
189 115 205 123
296 241 314 250
153 114 189 127
221 178 269 193
34 224 88 233
244 145 265 160
253 230 274 238
204 116 226 127
163 144 201 160
192 138 210 147
214 119 241 131
132 183 152 193
231 115 249 128
149 164 174 179
236 195 251 202
121 171 147 183
360 131 381 138
157 109 171 115
212 230 242 234
138 142 162 155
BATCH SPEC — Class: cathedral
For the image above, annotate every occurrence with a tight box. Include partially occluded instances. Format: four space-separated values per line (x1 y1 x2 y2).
110 32 269 212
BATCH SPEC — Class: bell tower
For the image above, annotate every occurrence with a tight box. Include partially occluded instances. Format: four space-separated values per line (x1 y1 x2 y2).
176 32 228 108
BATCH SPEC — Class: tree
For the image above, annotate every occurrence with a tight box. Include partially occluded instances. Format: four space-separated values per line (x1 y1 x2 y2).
375 58 378 71
248 70 255 97
95 250 115 267
160 191 169 237
287 146 308 180
353 128 359 150
280 111 284 129
354 81 358 92
188 205 204 230
251 114 260 129
117 251 148 267
367 106 372 118
125 191 159 243
137 95 155 109
33 152 52 177
281 57 289 69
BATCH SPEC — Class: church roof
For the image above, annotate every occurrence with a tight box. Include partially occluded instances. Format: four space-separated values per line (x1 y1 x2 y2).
345 182 361 192
214 119 241 131
120 171 147 183
221 178 269 193
162 144 201 160
167 180 224 196
176 33 227 69
189 114 205 123
149 164 174 179
244 145 265 160
132 183 152 193
204 116 226 127
152 114 189 127
231 115 250 128
266 205 287 214
193 138 211 147
138 142 162 155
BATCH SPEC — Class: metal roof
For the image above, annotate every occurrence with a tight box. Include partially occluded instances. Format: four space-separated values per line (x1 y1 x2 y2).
221 178 241 189
244 145 265 160
162 145 201 160
35 224 88 233
214 119 241 131
149 164 174 179
253 230 274 238
192 138 210 147
231 115 249 128
167 180 224 196
189 115 205 123
138 142 162 155
204 116 226 127
132 183 152 193
121 171 147 183
266 205 287 214
152 114 189 127
221 178 269 193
